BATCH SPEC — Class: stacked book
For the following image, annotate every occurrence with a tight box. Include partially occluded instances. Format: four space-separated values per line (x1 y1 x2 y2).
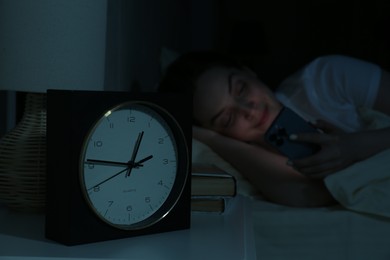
191 163 237 213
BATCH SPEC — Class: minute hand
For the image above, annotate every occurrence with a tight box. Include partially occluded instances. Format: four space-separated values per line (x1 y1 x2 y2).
86 159 135 167
126 131 144 177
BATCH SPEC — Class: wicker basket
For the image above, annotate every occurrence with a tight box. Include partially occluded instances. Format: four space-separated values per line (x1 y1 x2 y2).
0 93 46 212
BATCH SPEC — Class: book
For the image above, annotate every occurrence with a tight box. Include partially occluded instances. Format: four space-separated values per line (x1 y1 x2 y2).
191 197 232 213
191 164 237 213
191 163 236 197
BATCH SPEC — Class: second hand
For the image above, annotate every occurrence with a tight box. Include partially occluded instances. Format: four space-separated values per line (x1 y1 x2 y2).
88 167 128 191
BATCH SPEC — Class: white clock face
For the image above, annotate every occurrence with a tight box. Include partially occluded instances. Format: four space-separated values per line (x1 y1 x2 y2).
80 102 181 230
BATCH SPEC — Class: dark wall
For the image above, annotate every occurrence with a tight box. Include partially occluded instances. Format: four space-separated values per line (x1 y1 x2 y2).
214 0 390 88
104 1 219 92
0 92 6 137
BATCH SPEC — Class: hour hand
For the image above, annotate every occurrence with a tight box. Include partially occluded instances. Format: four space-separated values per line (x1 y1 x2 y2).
86 159 138 168
133 155 153 168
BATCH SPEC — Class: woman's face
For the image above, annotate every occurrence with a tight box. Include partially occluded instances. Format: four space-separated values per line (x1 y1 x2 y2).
193 67 282 144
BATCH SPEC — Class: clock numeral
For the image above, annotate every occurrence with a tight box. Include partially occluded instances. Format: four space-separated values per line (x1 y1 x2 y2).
109 122 114 129
108 201 114 207
158 180 170 189
126 205 133 212
87 163 95 169
158 138 164 144
162 159 169 165
127 116 135 123
93 186 100 192
94 141 103 147
145 197 151 203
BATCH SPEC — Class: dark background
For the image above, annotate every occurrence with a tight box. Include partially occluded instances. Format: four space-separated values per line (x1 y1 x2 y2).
1 0 389 136
214 0 390 88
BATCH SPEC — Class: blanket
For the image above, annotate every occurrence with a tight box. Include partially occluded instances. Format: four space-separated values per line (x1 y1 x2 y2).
324 108 390 218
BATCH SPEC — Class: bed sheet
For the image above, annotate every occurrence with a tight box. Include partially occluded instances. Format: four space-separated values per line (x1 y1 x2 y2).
251 198 390 260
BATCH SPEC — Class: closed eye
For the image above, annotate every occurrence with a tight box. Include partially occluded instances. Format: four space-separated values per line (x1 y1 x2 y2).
235 79 247 97
221 112 234 128
221 113 233 128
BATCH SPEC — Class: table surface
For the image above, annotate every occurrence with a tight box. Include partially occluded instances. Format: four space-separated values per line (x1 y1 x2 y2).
0 196 256 260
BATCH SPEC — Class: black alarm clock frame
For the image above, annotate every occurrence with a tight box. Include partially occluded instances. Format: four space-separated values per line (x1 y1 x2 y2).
45 90 192 246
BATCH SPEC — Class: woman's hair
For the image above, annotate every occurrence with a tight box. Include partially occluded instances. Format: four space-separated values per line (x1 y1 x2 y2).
158 51 244 94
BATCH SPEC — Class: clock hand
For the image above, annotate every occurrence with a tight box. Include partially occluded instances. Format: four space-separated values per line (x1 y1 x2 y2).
88 167 129 191
87 155 153 191
126 131 144 177
133 155 153 167
86 159 135 167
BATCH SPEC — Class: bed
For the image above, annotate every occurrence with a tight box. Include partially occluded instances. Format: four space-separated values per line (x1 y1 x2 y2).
192 108 390 260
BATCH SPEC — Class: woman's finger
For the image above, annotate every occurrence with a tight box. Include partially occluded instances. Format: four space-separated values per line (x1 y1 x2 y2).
314 120 344 134
289 132 337 144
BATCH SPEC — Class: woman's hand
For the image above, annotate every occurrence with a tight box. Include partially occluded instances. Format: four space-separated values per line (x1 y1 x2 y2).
290 120 390 179
288 120 361 178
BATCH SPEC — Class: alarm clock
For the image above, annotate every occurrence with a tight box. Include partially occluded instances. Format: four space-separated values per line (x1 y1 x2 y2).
45 90 191 245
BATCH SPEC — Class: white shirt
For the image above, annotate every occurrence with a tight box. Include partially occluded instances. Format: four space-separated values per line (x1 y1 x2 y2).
275 55 382 132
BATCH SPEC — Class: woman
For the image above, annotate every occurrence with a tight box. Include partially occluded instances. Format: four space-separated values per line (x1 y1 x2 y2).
159 51 390 207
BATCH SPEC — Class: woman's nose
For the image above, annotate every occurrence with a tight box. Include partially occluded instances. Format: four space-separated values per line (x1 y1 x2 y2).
238 98 256 109
237 98 257 119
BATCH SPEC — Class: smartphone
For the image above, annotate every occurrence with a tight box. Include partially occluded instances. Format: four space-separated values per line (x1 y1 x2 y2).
264 107 321 160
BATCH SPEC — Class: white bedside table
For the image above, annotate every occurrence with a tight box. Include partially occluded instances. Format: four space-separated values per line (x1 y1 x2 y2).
0 195 256 260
